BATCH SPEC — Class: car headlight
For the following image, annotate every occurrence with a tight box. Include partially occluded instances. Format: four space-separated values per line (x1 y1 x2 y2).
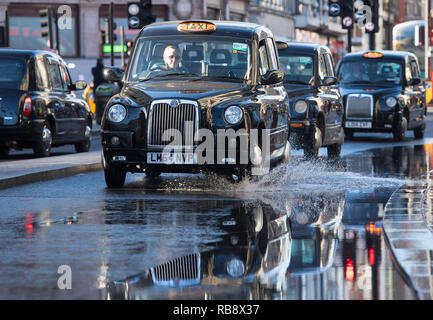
226 258 245 277
107 104 127 123
294 100 308 114
224 106 243 125
385 97 398 108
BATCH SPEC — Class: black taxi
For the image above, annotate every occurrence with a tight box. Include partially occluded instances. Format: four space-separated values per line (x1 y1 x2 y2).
337 51 426 141
101 20 290 187
0 49 91 157
277 42 344 158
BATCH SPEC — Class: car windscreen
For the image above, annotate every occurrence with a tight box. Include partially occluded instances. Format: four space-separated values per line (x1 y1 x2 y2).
127 36 252 83
337 59 403 85
278 54 314 85
0 57 27 88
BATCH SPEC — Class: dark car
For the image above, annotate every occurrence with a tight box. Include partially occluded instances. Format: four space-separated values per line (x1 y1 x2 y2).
101 20 291 188
106 200 291 299
277 42 344 158
337 50 426 141
0 49 91 157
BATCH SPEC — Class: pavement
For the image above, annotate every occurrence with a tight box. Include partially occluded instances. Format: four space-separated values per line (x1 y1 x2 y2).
0 124 433 300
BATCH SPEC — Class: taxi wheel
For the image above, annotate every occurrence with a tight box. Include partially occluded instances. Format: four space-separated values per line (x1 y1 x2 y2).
344 129 354 138
0 146 10 156
33 122 52 157
414 122 425 139
283 140 291 163
393 116 407 141
75 124 92 153
304 124 322 159
104 165 126 188
145 170 161 177
328 127 344 158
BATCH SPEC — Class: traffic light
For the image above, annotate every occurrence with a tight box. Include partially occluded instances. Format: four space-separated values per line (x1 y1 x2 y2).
127 1 156 29
39 8 53 48
340 0 354 30
126 40 134 57
363 0 379 34
328 0 342 17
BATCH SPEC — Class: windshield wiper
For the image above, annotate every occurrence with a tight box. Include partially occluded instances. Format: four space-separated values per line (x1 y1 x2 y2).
284 80 309 85
138 73 201 81
201 75 244 82
342 80 376 84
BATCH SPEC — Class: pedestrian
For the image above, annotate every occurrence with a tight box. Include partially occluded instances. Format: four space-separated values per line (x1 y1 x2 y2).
91 58 105 91
92 58 106 125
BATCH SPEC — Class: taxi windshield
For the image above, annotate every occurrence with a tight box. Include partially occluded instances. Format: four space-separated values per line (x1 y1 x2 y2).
338 60 403 85
128 36 252 83
279 54 314 85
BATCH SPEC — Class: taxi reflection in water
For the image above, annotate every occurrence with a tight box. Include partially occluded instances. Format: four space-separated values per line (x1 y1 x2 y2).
337 51 426 141
101 20 290 188
106 201 291 300
288 192 344 275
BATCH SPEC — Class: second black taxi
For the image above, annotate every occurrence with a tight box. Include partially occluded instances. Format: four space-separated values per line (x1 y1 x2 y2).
337 50 426 141
277 41 344 158
101 20 291 187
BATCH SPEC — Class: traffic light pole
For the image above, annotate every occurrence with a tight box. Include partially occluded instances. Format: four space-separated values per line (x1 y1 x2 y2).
110 2 114 67
54 13 60 55
347 27 352 53
369 33 375 51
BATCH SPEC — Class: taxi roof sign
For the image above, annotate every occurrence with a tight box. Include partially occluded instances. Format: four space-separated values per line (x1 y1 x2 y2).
363 52 384 59
177 21 216 33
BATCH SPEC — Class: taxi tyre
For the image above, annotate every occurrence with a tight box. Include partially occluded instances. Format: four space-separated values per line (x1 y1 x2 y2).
145 169 161 177
304 122 322 159
327 127 344 158
344 129 354 138
0 146 10 156
393 115 407 141
414 121 426 139
104 164 126 188
33 121 52 157
74 123 92 153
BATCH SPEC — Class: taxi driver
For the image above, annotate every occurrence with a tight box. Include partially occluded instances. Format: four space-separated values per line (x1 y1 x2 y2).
163 46 182 70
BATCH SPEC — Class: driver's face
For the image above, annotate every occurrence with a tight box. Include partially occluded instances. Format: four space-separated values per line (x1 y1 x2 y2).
164 48 181 69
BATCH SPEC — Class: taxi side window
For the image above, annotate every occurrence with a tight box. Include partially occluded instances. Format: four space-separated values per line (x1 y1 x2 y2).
59 63 72 91
266 38 279 70
258 40 270 76
324 53 335 77
35 58 50 91
47 60 64 91
410 60 420 78
318 54 328 79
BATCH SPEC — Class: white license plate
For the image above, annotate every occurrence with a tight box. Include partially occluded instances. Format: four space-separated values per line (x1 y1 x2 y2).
345 121 372 129
147 152 197 164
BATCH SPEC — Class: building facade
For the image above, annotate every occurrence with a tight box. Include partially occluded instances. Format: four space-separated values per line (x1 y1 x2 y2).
0 0 251 58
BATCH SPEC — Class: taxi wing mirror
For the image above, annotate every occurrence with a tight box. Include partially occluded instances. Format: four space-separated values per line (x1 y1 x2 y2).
320 76 337 86
104 67 124 82
408 77 421 86
72 80 87 91
260 69 284 85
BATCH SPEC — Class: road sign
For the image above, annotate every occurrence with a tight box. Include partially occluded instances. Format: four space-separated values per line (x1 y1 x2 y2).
342 16 353 28
330 3 341 16
365 21 375 32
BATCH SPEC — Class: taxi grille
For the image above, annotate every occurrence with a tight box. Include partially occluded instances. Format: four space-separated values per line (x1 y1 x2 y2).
150 253 200 287
346 94 373 119
147 100 198 147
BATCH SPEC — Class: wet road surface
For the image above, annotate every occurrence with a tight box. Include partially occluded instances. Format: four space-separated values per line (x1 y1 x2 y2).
1 141 432 299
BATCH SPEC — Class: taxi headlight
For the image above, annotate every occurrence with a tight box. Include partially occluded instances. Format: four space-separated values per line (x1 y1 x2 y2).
224 106 243 125
107 104 127 123
294 100 308 114
226 258 245 277
385 97 398 108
